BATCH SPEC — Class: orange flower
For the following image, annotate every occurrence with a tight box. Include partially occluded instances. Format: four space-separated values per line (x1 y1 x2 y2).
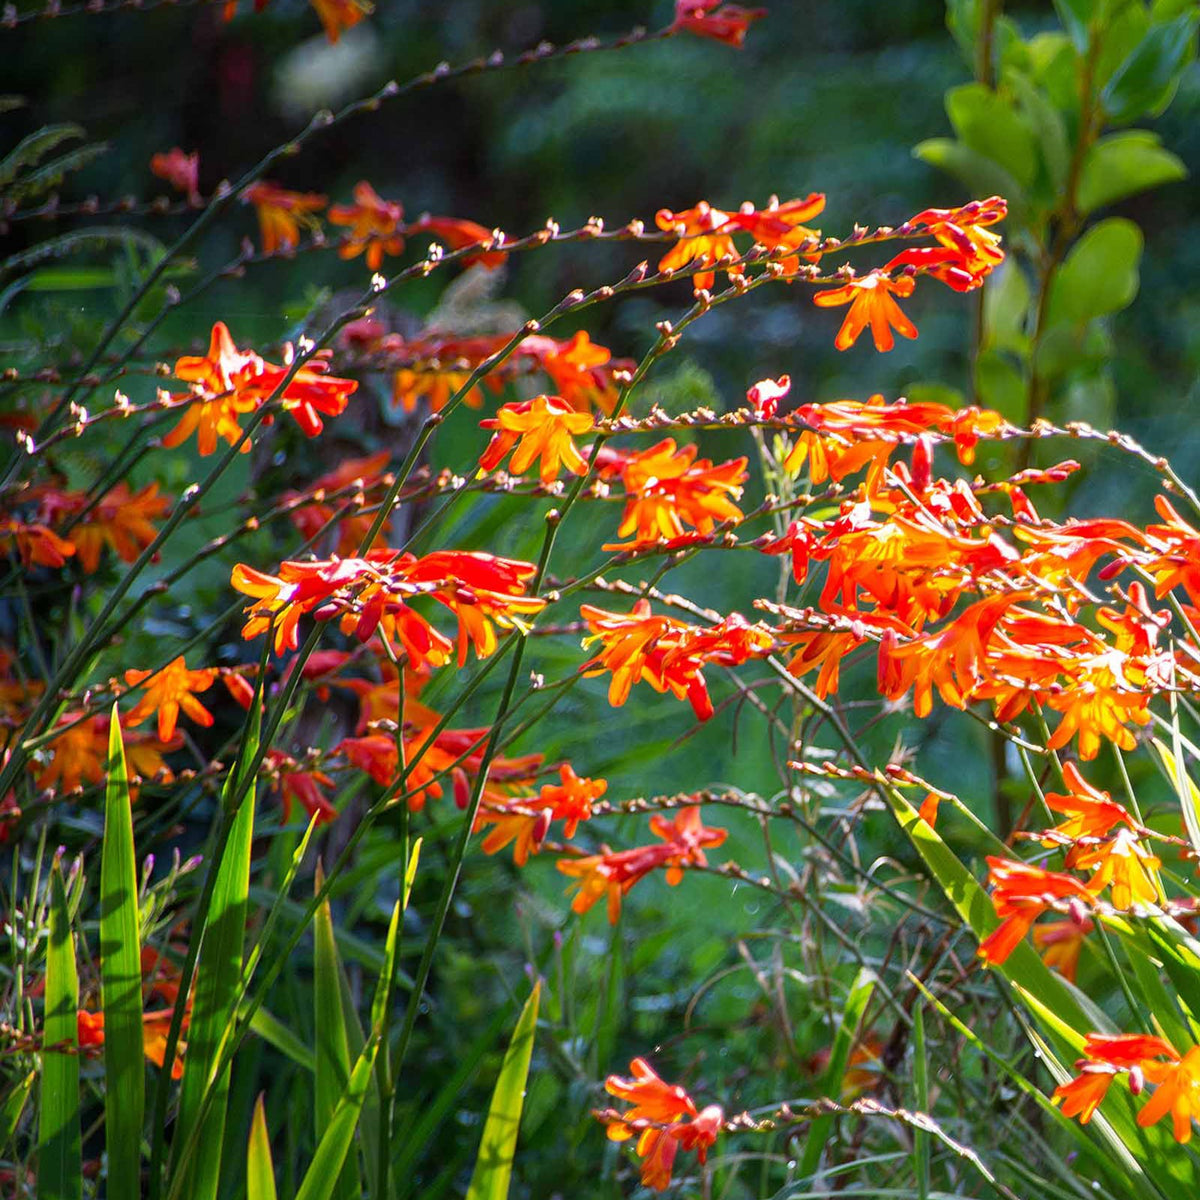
603 1057 720 1192
243 182 327 254
1052 1067 1118 1125
538 763 607 837
77 1005 188 1080
725 193 825 275
1044 650 1153 761
609 438 746 547
150 148 199 200
165 322 356 453
35 714 178 795
328 181 405 270
1042 762 1136 845
977 856 1090 966
813 271 918 352
1139 1045 1200 1143
1054 1034 1181 1132
581 600 772 721
520 330 633 415
309 0 368 41
671 0 767 47
1071 828 1161 910
124 656 218 743
1 519 76 568
1032 918 1091 983
907 196 1007 276
69 482 170 573
649 805 728 883
655 201 740 293
164 321 263 454
478 395 593 483
407 213 506 269
285 450 392 556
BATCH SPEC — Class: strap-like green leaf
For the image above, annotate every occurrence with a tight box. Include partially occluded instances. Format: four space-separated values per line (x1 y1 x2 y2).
798 966 875 1178
100 709 144 1199
295 1034 381 1200
464 981 541 1200
246 1094 278 1200
38 861 81 1200
314 862 361 1200
170 753 257 1200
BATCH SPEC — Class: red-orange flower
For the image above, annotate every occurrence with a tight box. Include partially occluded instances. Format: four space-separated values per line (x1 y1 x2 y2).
1054 1033 1182 1132
478 395 594 483
1032 918 1091 983
977 856 1090 966
328 181 405 270
1 519 76 568
813 271 918 352
671 0 767 47
78 1005 189 1080
150 148 199 201
608 438 747 548
243 182 327 254
124 656 218 743
581 600 773 721
725 193 825 276
655 201 740 294
407 213 506 269
68 482 170 573
309 0 369 41
602 1057 722 1192
520 330 633 415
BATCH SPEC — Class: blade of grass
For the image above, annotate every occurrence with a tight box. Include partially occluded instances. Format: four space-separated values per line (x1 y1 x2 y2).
371 890 405 1200
799 966 875 1179
314 860 362 1200
2 1071 36 1149
464 980 541 1200
247 1093 278 1200
99 709 143 1199
295 1033 381 1200
393 1002 515 1196
169 739 258 1200
244 1005 315 1072
38 860 81 1200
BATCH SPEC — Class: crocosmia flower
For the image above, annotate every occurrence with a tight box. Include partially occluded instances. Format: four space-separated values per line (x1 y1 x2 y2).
328 180 405 270
243 182 327 254
478 395 594 484
813 271 918 352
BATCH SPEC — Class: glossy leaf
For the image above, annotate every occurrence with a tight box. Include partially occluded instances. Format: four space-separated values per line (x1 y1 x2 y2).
1101 13 1199 123
1045 217 1142 328
1078 131 1188 214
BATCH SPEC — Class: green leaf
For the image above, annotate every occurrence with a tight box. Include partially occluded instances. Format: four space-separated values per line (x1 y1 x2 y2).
245 1006 315 1072
295 1034 381 1200
1101 13 1199 123
464 981 541 1200
1152 735 1200 860
983 258 1031 357
38 861 81 1200
100 711 144 1200
2 1071 36 1149
6 143 108 204
171 744 258 1200
314 862 361 1200
0 228 165 282
0 124 83 189
1052 0 1095 53
798 967 875 1178
913 138 1027 222
247 1094 278 1200
1045 217 1142 328
1007 70 1070 193
1078 131 1188 214
945 83 1039 189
